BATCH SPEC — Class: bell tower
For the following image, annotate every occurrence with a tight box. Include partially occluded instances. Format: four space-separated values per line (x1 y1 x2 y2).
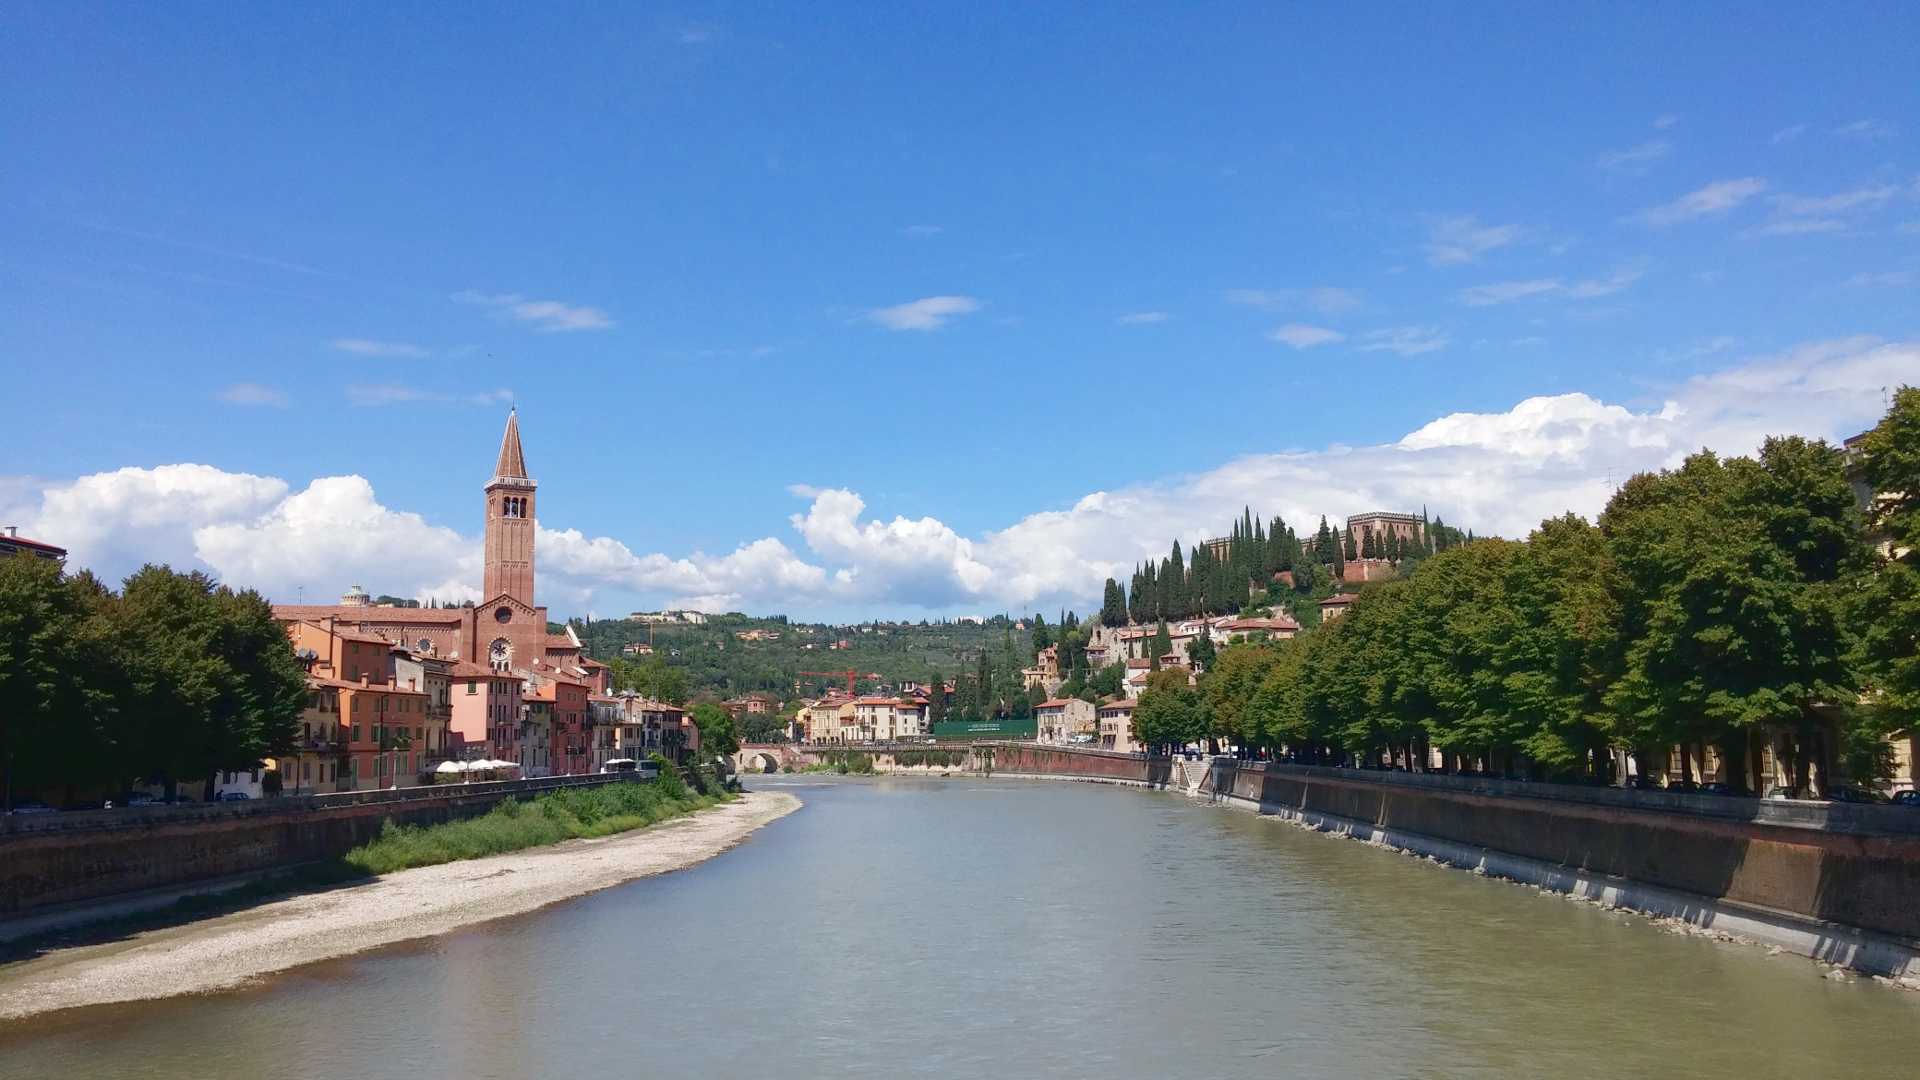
483 408 536 606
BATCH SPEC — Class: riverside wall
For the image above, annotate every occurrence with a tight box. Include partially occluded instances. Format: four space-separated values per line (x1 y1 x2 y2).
990 746 1920 975
0 774 629 918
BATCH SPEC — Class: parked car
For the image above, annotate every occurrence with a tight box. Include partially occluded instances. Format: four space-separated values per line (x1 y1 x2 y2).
215 791 252 802
1827 786 1885 805
1624 775 1662 791
1698 782 1735 796
5 800 56 815
1666 779 1699 793
1763 785 1796 800
123 792 158 807
1891 790 1919 807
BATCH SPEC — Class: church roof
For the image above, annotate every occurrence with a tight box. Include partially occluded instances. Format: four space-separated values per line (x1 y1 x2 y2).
495 409 529 480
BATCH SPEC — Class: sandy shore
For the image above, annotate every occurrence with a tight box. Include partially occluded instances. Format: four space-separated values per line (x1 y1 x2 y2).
0 790 799 1021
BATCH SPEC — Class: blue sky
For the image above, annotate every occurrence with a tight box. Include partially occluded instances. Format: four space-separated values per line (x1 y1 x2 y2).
3 4 1917 620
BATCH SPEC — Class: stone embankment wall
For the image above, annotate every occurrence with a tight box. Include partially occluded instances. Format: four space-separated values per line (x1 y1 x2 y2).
983 744 1172 787
0 775 626 917
989 745 1920 966
1205 763 1920 942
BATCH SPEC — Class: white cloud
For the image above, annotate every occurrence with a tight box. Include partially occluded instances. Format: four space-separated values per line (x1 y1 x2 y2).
331 338 429 358
1424 216 1525 265
864 295 981 331
1511 336 1549 347
1846 270 1916 287
1116 311 1170 325
1458 279 1563 306
1833 119 1896 142
1357 326 1448 357
1226 286 1361 314
453 291 614 332
1770 124 1807 145
1564 265 1647 298
1772 184 1900 216
13 339 1911 618
1597 139 1671 175
347 384 514 407
218 383 288 408
1653 114 1680 130
899 224 944 237
1268 324 1345 348
1752 218 1848 236
1634 178 1767 225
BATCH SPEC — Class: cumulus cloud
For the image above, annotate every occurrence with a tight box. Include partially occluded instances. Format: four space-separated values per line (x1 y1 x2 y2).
10 339 1911 618
865 295 981 331
218 383 288 407
1268 324 1345 349
453 291 613 332
1634 178 1767 225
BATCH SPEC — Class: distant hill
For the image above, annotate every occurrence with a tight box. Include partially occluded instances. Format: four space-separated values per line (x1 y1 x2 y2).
557 612 1041 699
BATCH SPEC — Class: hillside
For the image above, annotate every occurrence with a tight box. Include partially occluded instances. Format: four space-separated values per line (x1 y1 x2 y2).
559 613 1041 699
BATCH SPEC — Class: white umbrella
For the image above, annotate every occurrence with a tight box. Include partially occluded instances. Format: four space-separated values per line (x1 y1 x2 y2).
434 760 469 774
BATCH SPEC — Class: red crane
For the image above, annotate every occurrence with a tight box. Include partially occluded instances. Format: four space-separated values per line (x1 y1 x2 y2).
800 669 864 695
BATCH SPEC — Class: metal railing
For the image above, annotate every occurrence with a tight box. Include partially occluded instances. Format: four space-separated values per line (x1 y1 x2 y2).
0 773 636 838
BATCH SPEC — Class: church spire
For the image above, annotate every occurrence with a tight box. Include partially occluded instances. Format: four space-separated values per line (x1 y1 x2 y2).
494 408 529 480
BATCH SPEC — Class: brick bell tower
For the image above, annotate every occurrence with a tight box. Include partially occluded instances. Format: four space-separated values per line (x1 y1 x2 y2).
483 408 536 606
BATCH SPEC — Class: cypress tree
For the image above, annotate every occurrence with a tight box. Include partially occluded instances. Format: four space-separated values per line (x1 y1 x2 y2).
1343 527 1358 561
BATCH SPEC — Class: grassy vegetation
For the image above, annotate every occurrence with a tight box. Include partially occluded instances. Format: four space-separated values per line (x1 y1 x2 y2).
343 772 728 876
791 751 879 775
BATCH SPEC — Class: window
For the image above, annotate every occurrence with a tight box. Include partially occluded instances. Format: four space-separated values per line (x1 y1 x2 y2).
467 681 477 695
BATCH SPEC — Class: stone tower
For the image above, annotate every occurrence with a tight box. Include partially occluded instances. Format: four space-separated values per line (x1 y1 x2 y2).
483 409 536 606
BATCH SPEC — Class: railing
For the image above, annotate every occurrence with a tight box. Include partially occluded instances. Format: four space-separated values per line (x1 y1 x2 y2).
0 773 636 838
1206 759 1920 838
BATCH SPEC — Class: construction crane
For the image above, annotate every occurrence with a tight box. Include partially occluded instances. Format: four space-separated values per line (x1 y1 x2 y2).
800 669 864 695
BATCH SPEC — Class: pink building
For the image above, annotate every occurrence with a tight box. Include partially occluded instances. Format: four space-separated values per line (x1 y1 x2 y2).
449 662 523 759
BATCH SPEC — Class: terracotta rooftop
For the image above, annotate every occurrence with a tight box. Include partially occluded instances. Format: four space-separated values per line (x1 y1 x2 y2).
275 605 465 625
494 408 529 480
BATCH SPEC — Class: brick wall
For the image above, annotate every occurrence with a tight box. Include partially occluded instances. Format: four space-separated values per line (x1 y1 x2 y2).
0 775 625 917
989 746 1920 941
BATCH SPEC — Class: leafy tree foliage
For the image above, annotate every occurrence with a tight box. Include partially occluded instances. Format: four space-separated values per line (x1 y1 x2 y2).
690 701 739 757
1179 401 1905 796
0 559 305 805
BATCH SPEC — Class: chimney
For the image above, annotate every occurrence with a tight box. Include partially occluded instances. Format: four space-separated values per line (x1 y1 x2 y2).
2 526 16 538
360 673 371 687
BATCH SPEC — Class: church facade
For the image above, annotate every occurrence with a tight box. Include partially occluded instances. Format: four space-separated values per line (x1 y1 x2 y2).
274 410 586 676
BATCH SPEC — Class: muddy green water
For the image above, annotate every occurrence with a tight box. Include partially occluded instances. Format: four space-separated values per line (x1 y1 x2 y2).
1 776 1913 1078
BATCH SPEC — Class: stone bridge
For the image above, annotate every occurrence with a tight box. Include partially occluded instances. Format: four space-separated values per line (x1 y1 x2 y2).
731 742 987 774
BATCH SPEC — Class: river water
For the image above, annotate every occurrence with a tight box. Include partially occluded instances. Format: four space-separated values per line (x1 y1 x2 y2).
1 776 1914 1078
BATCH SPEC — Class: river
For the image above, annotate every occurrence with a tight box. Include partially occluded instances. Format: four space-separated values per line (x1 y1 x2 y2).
1 776 1913 1077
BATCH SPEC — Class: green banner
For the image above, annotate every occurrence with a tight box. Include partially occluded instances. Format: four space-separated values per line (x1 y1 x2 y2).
931 718 1037 738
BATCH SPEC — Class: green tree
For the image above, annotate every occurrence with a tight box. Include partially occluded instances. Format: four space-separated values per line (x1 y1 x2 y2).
926 667 948 727
1186 629 1217 673
0 557 113 808
1602 441 1864 794
1089 661 1125 700
1149 619 1172 671
691 701 739 757
1853 386 1920 741
111 566 306 798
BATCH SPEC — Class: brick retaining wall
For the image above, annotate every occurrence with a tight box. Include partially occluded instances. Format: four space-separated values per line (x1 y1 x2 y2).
990 747 1920 943
0 775 628 917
